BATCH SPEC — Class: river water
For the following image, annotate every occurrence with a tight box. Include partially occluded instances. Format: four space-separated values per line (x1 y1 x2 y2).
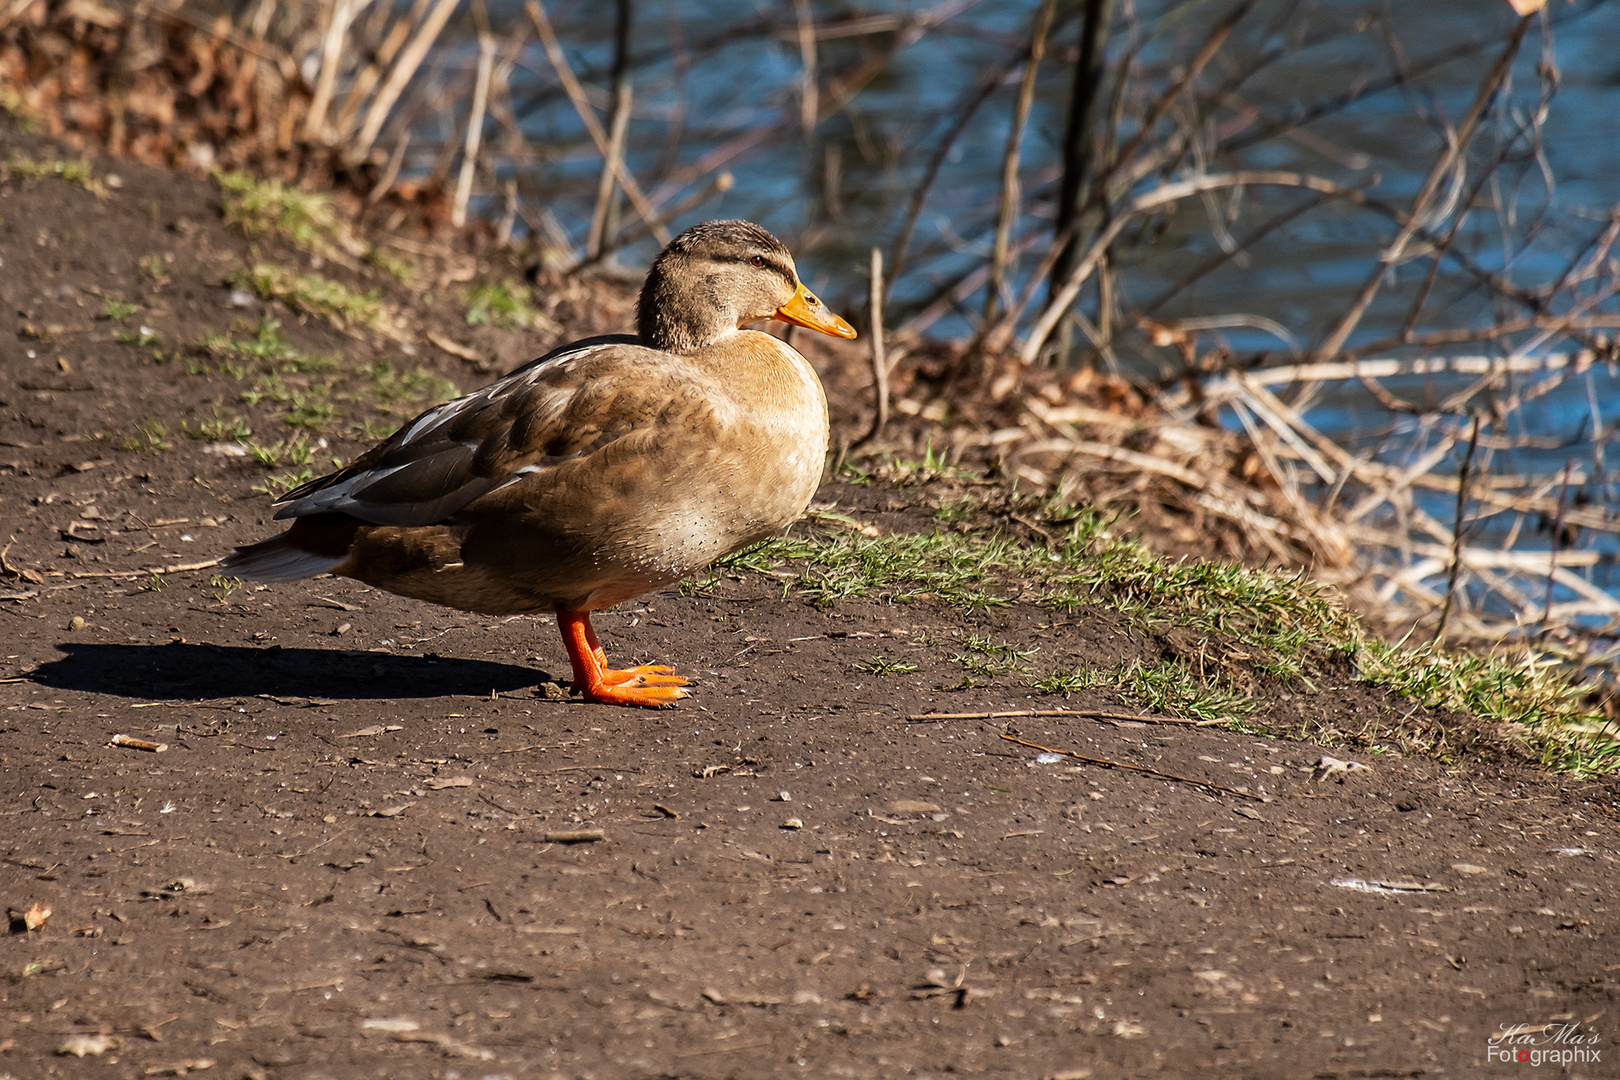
430 0 1620 622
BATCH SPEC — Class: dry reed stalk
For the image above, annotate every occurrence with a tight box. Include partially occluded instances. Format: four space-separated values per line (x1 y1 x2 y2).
352 0 459 163
577 173 735 270
587 79 632 256
859 246 889 445
304 0 371 142
451 32 497 230
1432 415 1483 644
985 0 1055 324
588 0 634 258
524 0 670 247
793 0 818 134
330 0 428 138
367 131 410 204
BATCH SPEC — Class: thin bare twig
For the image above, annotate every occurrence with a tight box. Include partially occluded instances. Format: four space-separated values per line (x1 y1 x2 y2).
908 708 1222 727
352 0 459 163
999 734 1266 801
857 247 889 445
452 31 498 230
986 0 1055 324
588 0 635 257
525 0 671 247
1312 15 1534 361
1432 414 1483 646
1023 171 1347 363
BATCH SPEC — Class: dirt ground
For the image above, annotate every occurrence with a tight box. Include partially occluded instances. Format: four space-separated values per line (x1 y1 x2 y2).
2 123 1618 1080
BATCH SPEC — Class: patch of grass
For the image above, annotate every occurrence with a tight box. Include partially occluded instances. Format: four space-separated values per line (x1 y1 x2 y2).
243 433 314 468
934 496 980 523
871 439 977 487
253 467 316 497
286 396 336 430
352 417 400 441
364 246 416 283
1359 643 1620 777
100 298 138 320
858 655 918 675
185 412 252 443
835 461 874 485
951 634 1035 677
0 86 36 132
1120 658 1261 724
216 171 340 252
3 153 105 194
234 263 384 331
115 325 162 348
465 280 539 330
1031 669 1109 695
208 574 244 602
366 362 458 412
740 529 1021 611
116 420 172 452
139 573 167 593
139 253 171 280
715 507 1618 774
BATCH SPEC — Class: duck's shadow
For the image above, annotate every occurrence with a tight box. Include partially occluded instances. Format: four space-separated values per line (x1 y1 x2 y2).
34 642 547 701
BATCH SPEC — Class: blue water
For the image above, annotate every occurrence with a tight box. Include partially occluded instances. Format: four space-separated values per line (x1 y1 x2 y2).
427 0 1620 623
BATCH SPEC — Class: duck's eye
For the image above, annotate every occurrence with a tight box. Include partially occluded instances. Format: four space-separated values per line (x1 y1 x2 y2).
750 255 766 268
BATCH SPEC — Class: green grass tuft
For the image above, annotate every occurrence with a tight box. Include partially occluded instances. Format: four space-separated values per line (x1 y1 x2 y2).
234 263 384 331
465 281 539 330
216 171 340 252
708 507 1618 775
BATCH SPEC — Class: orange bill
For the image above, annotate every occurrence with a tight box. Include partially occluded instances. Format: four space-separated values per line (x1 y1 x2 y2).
774 281 857 339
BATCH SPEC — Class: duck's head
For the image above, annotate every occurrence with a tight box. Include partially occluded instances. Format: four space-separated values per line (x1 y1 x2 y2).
637 219 857 353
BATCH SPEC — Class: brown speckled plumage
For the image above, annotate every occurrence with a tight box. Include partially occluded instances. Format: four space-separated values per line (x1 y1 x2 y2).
224 220 855 707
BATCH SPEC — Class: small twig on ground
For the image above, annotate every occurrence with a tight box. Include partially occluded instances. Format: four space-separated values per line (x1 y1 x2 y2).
999 733 1266 801
68 559 221 580
907 708 1221 727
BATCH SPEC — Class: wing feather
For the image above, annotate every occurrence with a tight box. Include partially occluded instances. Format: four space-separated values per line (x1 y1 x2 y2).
270 334 674 528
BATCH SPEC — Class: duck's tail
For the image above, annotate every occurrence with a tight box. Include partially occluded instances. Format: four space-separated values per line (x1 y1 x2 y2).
220 534 344 582
221 515 358 582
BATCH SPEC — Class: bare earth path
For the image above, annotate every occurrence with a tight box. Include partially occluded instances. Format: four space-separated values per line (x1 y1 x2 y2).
1 123 1616 1079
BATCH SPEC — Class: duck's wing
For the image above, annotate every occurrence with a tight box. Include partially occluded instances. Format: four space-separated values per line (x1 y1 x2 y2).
271 334 690 527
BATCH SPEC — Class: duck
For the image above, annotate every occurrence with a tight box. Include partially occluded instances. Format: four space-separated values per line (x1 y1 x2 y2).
223 219 856 707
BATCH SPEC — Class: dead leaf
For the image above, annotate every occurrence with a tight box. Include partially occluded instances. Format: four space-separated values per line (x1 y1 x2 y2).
425 776 473 790
57 1033 120 1057
9 901 51 932
1313 755 1369 781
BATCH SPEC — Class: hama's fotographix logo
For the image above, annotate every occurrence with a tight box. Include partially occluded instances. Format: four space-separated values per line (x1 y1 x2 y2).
1487 1022 1603 1067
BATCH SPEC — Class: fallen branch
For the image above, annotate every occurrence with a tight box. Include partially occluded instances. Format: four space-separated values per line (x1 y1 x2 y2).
908 708 1221 726
999 733 1266 801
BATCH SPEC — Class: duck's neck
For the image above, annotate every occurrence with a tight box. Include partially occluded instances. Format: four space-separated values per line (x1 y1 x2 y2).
636 257 735 354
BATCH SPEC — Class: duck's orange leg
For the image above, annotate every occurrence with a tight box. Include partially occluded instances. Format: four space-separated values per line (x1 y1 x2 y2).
556 609 689 707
